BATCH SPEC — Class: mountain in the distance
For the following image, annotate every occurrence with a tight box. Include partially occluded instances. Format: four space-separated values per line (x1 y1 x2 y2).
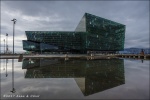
119 48 150 54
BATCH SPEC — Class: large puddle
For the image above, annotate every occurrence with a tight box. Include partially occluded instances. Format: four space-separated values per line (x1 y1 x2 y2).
0 58 149 99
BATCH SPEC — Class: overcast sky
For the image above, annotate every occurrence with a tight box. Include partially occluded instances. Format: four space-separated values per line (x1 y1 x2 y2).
0 1 149 53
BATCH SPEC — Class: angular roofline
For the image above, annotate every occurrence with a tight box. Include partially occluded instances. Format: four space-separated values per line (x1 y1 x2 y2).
84 12 125 26
25 31 87 33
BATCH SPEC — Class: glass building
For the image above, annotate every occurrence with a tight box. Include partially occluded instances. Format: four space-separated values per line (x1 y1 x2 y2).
23 13 125 53
22 58 125 96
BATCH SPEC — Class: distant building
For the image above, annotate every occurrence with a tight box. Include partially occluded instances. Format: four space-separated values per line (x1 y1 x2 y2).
23 13 125 54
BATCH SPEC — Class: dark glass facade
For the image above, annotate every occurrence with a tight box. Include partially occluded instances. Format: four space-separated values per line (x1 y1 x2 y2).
22 58 125 96
23 13 125 53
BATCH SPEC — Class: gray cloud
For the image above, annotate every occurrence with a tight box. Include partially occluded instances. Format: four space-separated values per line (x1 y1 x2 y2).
1 1 149 52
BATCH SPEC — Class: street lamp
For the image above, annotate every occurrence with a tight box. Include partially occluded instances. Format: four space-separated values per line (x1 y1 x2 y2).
10 18 17 93
6 33 8 54
11 18 17 54
3 39 5 54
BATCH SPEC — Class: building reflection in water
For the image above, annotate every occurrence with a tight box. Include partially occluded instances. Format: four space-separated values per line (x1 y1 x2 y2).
2 59 8 77
141 60 144 63
22 58 125 96
6 59 8 77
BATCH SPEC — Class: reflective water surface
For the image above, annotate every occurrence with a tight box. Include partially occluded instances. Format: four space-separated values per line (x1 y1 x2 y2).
1 58 149 99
